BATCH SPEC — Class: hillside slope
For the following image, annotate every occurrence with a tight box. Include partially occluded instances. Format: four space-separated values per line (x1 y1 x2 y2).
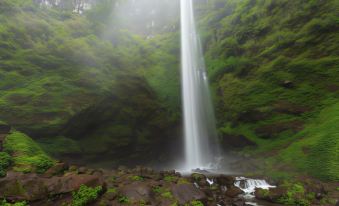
197 0 339 180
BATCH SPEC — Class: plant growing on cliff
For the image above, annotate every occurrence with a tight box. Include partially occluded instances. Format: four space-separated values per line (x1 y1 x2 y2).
71 185 103 206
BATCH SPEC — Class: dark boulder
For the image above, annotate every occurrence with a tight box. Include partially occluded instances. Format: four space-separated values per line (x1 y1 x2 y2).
216 175 235 187
225 186 244 198
281 80 294 88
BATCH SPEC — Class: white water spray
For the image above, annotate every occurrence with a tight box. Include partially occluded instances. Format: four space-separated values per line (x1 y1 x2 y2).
180 0 219 170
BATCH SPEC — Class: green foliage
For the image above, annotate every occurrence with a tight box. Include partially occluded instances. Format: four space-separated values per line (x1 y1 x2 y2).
277 182 312 206
3 131 54 173
164 175 176 182
106 188 117 194
117 196 129 204
71 185 102 206
0 152 12 169
187 200 204 206
198 0 339 181
0 199 27 206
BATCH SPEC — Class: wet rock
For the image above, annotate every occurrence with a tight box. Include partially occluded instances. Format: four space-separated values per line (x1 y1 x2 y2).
190 173 208 187
232 198 245 206
216 175 235 187
255 187 287 202
119 182 152 202
171 183 207 204
225 186 243 198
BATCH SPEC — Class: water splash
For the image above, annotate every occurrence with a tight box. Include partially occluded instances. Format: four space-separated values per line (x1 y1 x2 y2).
235 177 276 199
180 0 219 171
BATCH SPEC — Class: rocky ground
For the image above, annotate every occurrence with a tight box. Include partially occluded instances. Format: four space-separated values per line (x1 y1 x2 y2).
0 163 338 206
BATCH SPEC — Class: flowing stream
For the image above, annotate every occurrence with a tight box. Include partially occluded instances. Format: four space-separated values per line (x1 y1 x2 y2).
180 0 218 170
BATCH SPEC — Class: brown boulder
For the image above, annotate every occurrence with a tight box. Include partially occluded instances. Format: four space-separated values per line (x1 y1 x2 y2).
0 171 104 201
171 183 207 205
42 162 68 178
255 187 287 202
47 173 104 195
216 175 235 187
119 182 153 202
225 186 243 198
0 172 48 201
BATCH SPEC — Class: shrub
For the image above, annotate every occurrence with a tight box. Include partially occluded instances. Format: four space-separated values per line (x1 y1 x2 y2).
71 185 103 206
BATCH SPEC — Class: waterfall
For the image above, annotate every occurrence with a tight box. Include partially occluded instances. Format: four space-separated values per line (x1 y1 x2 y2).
235 177 276 197
180 0 218 170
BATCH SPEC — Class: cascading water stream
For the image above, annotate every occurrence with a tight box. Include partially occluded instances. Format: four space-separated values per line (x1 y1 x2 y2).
180 0 219 171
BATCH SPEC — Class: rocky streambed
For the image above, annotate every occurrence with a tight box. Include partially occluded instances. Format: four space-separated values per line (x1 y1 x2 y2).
1 164 337 206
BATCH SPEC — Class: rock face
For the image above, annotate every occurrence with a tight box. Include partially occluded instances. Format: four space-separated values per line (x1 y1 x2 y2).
170 183 207 204
0 171 104 201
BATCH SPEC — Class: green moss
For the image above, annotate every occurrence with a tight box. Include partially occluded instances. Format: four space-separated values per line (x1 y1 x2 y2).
117 196 130 204
0 199 28 206
3 131 55 173
130 176 144 181
106 188 117 194
164 175 176 182
71 185 102 206
187 200 204 206
161 191 173 199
